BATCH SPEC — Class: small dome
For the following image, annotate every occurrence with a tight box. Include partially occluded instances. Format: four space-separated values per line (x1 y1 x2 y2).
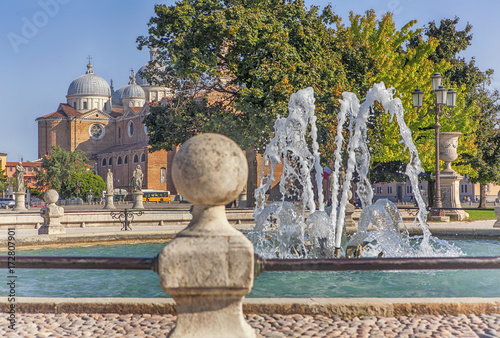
67 62 111 97
122 84 145 99
135 64 150 86
122 70 145 99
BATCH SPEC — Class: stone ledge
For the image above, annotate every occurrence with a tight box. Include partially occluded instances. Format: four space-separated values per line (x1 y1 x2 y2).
1 297 499 318
0 232 177 251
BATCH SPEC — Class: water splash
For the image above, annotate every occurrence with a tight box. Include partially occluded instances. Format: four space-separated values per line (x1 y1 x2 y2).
252 87 324 258
251 83 463 259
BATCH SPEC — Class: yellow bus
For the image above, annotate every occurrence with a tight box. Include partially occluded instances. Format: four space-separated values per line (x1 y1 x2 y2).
142 190 171 203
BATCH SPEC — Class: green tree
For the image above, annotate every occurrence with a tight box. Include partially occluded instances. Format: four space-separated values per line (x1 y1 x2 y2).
34 146 88 198
462 85 500 208
69 172 106 200
357 15 489 187
0 167 7 197
333 11 470 181
138 0 346 153
408 17 497 206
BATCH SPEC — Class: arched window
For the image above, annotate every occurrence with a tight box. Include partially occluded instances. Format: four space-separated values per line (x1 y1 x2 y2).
117 156 122 165
124 155 128 164
160 167 166 183
102 158 107 166
141 153 146 162
108 158 112 166
133 154 139 163
128 121 134 137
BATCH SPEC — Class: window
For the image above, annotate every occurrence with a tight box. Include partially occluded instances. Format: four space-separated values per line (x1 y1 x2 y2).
160 167 166 183
128 121 134 137
406 186 413 194
124 155 128 164
117 157 122 165
108 158 112 166
118 128 121 139
141 154 146 162
89 123 105 140
133 154 139 163
83 101 87 109
461 184 468 194
387 186 393 194
376 186 382 194
102 158 107 166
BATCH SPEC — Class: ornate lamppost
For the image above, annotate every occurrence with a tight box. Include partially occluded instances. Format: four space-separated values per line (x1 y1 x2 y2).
412 73 457 216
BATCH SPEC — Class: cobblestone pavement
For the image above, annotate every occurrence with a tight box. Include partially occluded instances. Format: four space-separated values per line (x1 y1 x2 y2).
1 313 499 337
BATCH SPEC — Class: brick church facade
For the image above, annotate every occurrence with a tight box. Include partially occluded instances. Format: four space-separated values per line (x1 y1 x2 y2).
36 50 180 195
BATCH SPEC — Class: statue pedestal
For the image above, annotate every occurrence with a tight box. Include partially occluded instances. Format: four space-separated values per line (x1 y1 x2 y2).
12 192 27 211
103 194 116 209
440 169 469 221
131 191 144 209
38 190 65 235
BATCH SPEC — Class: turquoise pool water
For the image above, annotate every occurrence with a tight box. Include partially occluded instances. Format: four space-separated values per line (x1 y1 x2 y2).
8 239 500 298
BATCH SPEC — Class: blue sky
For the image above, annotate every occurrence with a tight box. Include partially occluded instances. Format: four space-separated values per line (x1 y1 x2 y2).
1 0 499 162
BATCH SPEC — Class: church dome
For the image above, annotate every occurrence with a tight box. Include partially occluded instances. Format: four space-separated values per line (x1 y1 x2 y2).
67 62 111 97
135 64 150 86
122 70 145 99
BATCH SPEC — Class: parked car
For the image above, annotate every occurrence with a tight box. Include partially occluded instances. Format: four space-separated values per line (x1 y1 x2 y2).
0 198 15 208
30 197 43 207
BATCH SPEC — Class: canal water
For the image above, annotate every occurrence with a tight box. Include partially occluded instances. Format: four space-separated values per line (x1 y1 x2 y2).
9 239 500 298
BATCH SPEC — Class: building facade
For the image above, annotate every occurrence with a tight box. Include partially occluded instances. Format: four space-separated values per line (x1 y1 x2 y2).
36 50 176 194
373 177 500 205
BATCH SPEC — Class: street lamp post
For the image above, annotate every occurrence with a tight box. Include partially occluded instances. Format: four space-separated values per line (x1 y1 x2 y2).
412 73 457 216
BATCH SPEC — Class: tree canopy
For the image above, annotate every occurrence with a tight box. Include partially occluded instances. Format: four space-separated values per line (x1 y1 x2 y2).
0 167 7 197
34 146 103 199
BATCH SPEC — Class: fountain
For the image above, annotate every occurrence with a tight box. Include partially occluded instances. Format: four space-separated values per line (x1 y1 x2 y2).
251 83 463 259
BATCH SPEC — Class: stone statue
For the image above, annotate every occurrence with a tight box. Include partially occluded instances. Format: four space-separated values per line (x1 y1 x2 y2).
131 165 143 192
15 162 25 192
106 169 114 194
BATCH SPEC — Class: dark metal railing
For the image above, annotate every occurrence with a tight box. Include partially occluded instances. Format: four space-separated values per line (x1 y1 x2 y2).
254 256 500 277
2 255 500 278
110 209 144 231
0 256 158 271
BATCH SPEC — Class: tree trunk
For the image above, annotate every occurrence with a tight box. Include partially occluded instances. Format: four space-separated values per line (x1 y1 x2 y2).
428 177 435 207
245 148 257 208
479 183 487 209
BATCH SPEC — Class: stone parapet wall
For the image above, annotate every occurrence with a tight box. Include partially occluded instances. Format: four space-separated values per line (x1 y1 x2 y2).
0 209 255 230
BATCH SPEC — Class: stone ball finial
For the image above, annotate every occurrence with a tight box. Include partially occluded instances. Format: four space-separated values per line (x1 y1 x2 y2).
44 189 59 204
172 133 248 205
